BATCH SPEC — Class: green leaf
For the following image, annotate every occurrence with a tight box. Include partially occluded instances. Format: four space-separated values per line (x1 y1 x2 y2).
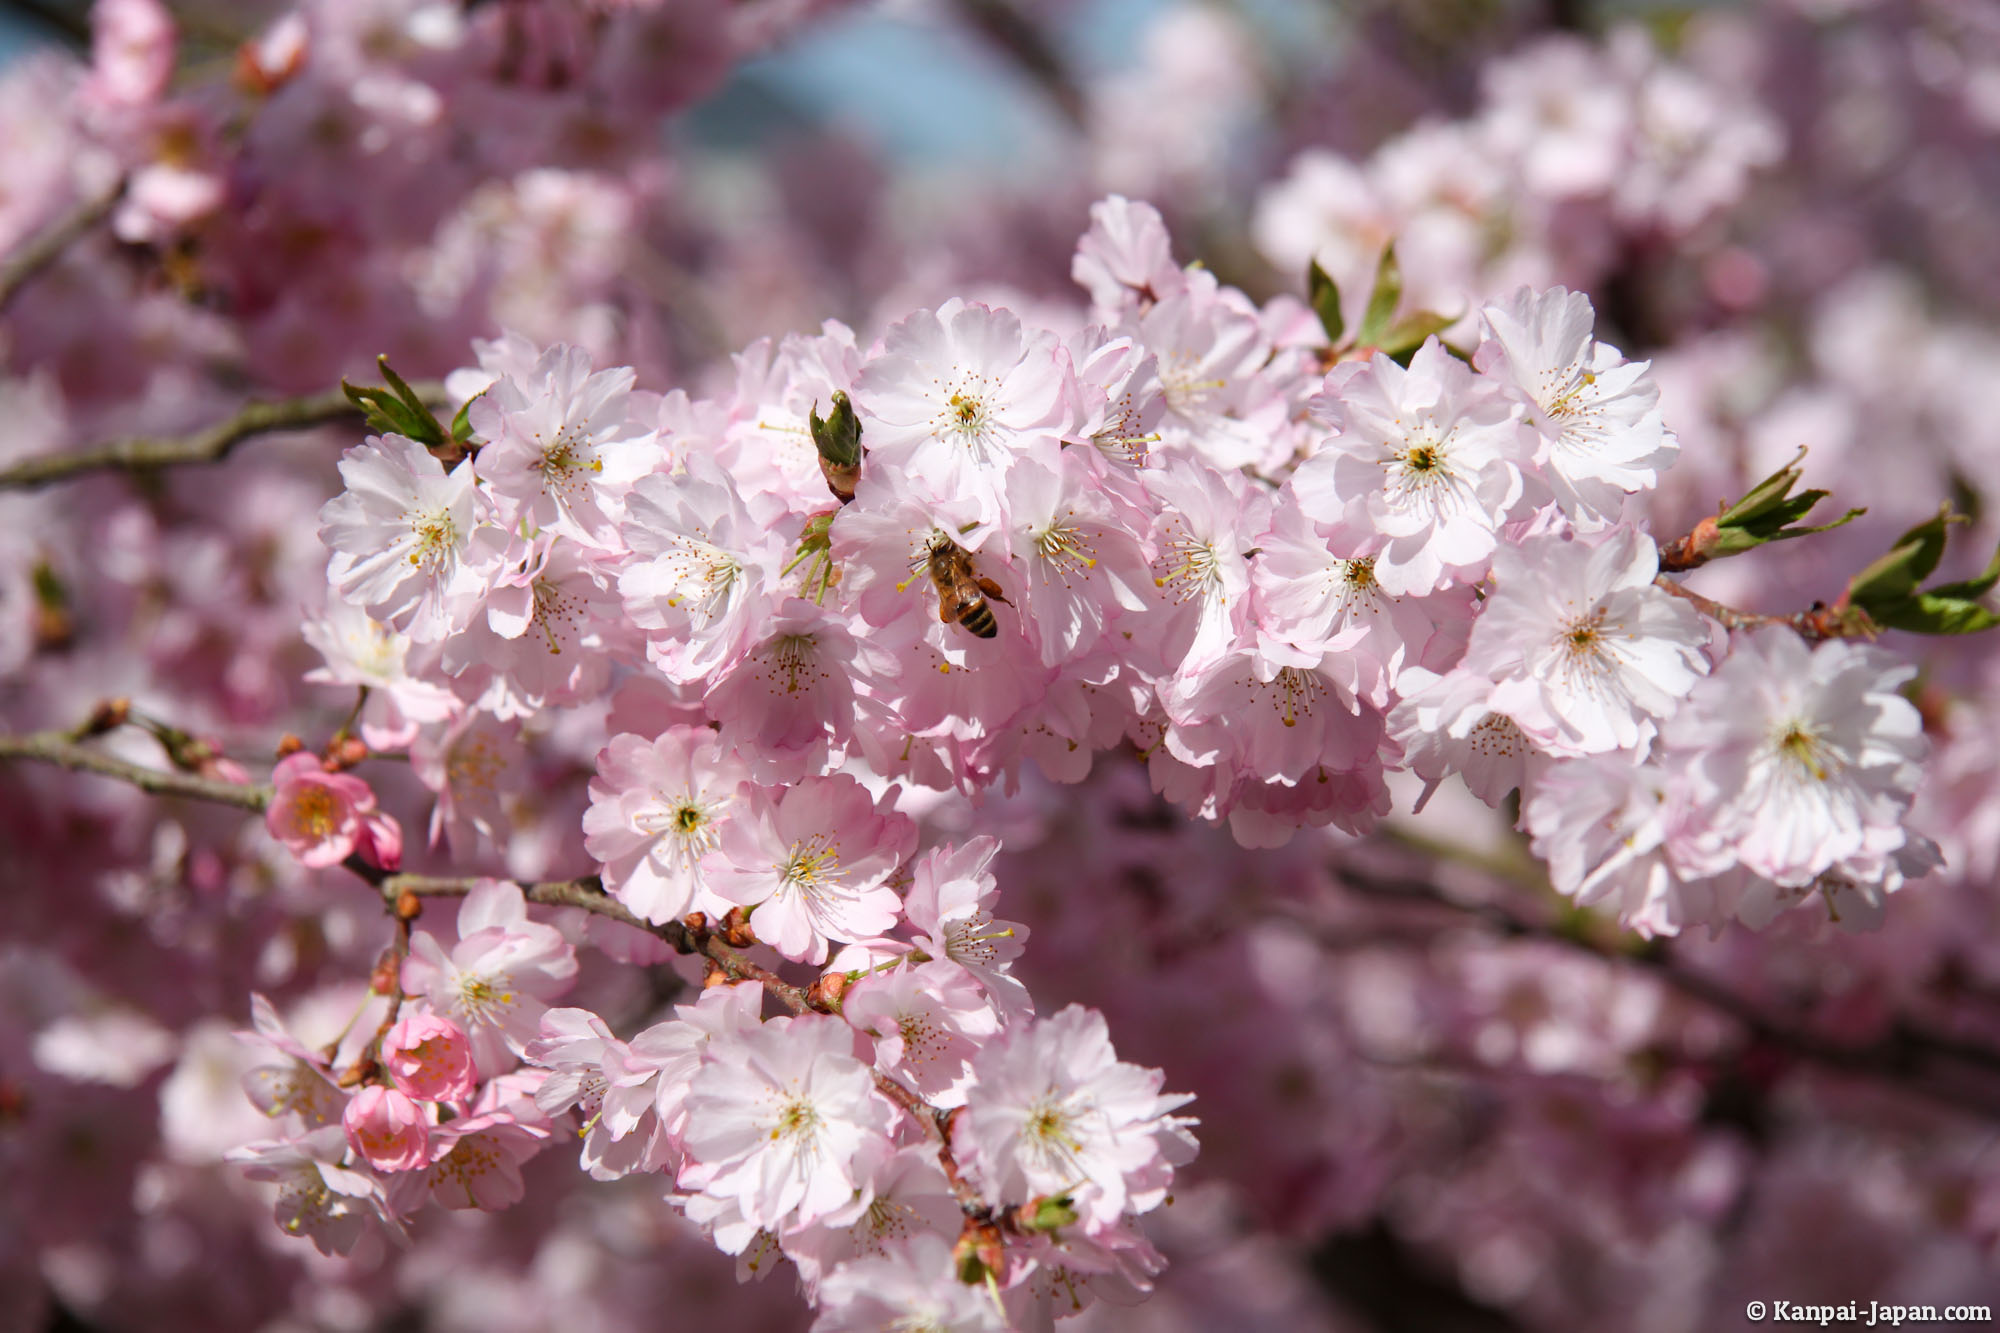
1306 259 1345 345
341 363 448 448
1355 243 1402 350
1707 500 1865 558
1020 1195 1080 1232
375 356 447 446
1378 310 1455 362
808 391 862 468
1847 506 1958 606
1845 507 2000 635
1866 594 2000 635
450 395 479 447
1716 446 1810 529
1922 532 2000 603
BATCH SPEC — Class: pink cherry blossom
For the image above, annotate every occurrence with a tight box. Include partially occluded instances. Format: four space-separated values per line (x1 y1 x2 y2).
318 434 489 643
811 1232 1009 1333
854 299 1071 532
1476 285 1678 529
1296 339 1529 596
680 1014 899 1232
954 1005 1195 1230
903 838 1031 1019
1663 626 1932 891
1465 525 1710 755
842 960 1000 1109
468 343 658 545
225 1125 394 1257
380 1013 476 1103
703 774 917 965
342 1084 431 1173
582 727 749 925
400 880 579 1077
264 752 401 870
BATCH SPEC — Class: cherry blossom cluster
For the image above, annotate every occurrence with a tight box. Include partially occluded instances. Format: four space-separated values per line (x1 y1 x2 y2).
228 182 1958 1321
302 195 1939 945
16 1 2000 1328
1254 25 1786 333
226 854 1195 1328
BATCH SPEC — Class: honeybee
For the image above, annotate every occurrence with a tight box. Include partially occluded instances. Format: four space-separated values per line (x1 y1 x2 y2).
922 532 1008 639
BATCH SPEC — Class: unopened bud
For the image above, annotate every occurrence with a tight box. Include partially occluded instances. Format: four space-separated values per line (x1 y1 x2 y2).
1657 514 1722 572
275 733 305 757
701 959 730 989
1013 1194 1079 1233
721 906 757 949
683 911 708 937
333 736 369 768
809 392 863 503
806 970 849 1011
394 890 422 922
368 949 400 996
953 1218 1005 1285
81 698 130 737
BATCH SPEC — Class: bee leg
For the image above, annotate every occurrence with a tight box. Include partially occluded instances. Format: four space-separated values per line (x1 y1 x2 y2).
976 577 1010 605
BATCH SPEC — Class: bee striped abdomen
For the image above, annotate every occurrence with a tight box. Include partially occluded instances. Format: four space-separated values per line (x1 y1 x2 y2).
956 600 998 637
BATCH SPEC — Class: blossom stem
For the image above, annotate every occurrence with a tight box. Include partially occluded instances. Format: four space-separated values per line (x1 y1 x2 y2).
871 1073 991 1219
352 865 817 1014
0 175 124 313
0 382 447 491
1650 573 1871 641
0 730 272 810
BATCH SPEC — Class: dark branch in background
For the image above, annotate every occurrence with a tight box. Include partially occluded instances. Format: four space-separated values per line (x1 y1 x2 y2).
0 383 448 490
0 178 124 314
1312 1222 1526 1333
954 0 1085 128
1541 0 1594 36
1332 867 2000 1121
0 0 90 50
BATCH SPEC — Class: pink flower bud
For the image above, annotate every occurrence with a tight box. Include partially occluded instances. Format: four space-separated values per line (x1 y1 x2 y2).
381 1013 475 1102
355 808 404 872
341 1085 431 1173
265 752 382 870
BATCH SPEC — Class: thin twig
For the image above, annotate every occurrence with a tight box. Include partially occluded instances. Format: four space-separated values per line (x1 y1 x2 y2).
371 870 816 1014
1652 574 1872 642
0 382 448 491
0 730 272 810
0 176 125 313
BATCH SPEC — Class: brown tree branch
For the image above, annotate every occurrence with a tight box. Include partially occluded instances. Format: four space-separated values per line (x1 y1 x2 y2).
0 177 124 313
0 728 824 1014
1651 573 1872 642
366 868 816 1015
0 384 445 491
0 730 272 810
